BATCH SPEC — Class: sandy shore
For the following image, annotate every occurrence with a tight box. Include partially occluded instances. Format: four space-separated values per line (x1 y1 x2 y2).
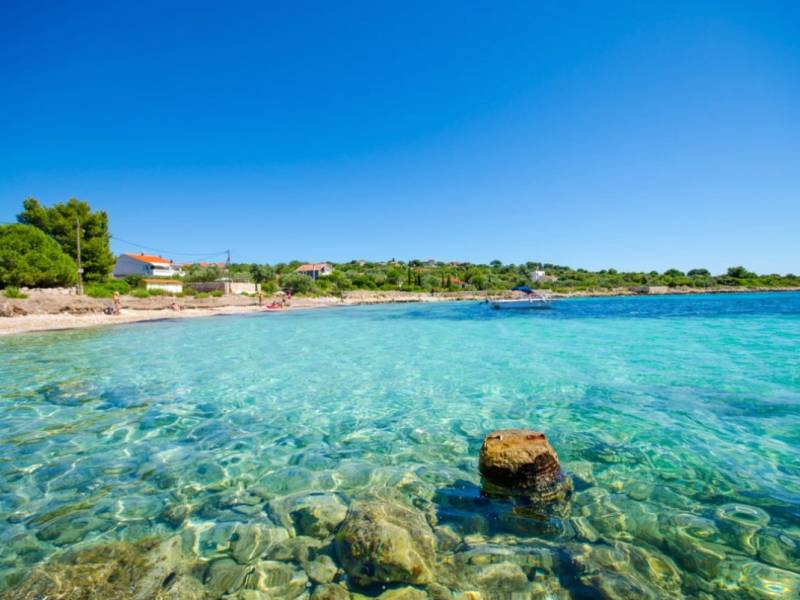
0 291 488 335
1 287 798 336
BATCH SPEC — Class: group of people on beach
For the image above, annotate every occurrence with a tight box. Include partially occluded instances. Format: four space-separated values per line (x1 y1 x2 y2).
258 289 291 310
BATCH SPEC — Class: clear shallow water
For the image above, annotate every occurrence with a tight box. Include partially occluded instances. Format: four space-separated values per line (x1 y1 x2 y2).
1 293 799 598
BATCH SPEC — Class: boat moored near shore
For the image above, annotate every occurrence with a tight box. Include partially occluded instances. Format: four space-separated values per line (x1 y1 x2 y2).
487 286 553 310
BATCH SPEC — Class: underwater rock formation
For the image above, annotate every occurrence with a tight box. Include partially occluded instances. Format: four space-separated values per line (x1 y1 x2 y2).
479 429 572 501
335 498 436 586
5 535 204 599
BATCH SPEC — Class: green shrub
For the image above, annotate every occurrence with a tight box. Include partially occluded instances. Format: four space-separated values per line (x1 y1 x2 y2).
0 224 77 288
123 274 144 289
3 286 28 299
194 292 210 299
147 288 167 296
85 280 130 298
280 272 316 295
131 289 149 299
210 290 223 297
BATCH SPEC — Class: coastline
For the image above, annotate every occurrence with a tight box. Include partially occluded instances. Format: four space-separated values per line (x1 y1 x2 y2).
1 286 798 336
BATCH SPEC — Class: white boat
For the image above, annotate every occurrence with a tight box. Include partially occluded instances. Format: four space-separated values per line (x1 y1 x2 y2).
487 288 553 310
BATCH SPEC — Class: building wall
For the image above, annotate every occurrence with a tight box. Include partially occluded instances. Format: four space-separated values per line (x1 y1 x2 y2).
114 255 181 278
113 255 151 277
230 281 260 295
187 281 259 295
145 281 183 294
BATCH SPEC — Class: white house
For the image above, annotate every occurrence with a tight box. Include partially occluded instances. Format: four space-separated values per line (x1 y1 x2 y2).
114 253 183 278
143 278 183 294
531 270 553 282
295 263 333 280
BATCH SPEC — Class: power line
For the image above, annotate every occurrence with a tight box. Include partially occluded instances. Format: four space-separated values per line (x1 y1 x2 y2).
110 235 228 258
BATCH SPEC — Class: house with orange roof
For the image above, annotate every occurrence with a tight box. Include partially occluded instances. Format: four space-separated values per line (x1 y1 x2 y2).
113 253 183 278
295 262 333 280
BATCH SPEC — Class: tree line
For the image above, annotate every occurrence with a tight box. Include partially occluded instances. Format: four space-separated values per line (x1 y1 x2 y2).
2 197 798 294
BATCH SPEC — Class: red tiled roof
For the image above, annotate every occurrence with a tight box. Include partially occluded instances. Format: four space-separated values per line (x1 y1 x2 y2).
143 278 183 284
296 263 330 272
124 253 172 265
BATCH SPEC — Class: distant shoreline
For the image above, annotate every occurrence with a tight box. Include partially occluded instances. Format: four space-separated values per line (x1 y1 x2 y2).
1 286 798 336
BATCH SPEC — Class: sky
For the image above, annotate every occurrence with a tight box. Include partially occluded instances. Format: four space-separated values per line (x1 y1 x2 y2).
1 1 799 273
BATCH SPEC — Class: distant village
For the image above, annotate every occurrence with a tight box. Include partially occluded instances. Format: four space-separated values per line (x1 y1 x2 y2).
112 253 339 295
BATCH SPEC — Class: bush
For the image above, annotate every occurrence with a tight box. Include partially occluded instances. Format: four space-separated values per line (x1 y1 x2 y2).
131 289 149 299
123 274 144 289
3 286 28 299
85 280 130 298
210 290 223 297
194 292 210 299
0 224 77 288
280 273 315 295
147 288 167 296
261 280 279 294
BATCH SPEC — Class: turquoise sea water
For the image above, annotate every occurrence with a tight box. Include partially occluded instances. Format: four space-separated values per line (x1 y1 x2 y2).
1 293 799 598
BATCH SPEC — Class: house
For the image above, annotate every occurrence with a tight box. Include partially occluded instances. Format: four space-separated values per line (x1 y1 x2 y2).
295 263 333 280
114 253 182 278
531 270 557 283
144 278 183 294
448 277 467 289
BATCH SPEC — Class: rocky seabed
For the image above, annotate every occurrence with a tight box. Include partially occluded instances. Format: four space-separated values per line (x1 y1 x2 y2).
3 464 799 600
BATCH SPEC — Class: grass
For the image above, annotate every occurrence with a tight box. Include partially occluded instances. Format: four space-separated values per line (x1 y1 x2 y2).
85 280 130 298
3 286 28 299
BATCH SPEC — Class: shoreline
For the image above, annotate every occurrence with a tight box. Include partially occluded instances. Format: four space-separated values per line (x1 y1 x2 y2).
1 286 798 336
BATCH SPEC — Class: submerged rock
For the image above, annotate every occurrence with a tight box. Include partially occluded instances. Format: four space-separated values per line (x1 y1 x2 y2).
303 554 339 583
231 522 288 564
5 535 202 599
479 430 572 501
204 557 248 597
336 499 436 585
270 492 348 539
376 586 429 600
312 583 351 600
247 560 309 598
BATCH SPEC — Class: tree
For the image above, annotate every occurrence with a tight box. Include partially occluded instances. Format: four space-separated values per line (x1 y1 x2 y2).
280 272 315 295
249 264 276 292
687 268 711 277
0 224 77 288
17 198 114 282
726 266 754 279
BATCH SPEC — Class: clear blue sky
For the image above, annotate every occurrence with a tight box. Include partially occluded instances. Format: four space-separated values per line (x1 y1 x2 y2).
1 1 798 273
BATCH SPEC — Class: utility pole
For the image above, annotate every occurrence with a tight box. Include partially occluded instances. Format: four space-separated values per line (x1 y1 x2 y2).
76 218 83 295
225 250 231 294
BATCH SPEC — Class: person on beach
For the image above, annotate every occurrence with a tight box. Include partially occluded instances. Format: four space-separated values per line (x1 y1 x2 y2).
112 291 121 315
257 290 263 306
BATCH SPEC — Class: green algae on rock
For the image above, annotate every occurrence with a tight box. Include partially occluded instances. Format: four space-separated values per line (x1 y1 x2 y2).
3 536 202 600
335 498 436 586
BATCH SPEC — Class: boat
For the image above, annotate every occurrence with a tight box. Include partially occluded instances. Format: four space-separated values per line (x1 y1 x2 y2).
487 286 553 310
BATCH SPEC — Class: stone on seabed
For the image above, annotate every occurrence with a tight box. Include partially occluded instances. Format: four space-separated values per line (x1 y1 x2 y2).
335 499 436 585
479 429 572 501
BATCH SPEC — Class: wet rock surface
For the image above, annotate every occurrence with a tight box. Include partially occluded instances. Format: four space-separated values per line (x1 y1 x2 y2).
479 430 573 501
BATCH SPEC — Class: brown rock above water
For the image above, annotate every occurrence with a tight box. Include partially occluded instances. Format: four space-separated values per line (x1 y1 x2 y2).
479 429 572 500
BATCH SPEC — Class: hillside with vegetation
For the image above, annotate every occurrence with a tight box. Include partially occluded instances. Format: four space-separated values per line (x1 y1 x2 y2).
2 198 798 298
202 260 800 296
